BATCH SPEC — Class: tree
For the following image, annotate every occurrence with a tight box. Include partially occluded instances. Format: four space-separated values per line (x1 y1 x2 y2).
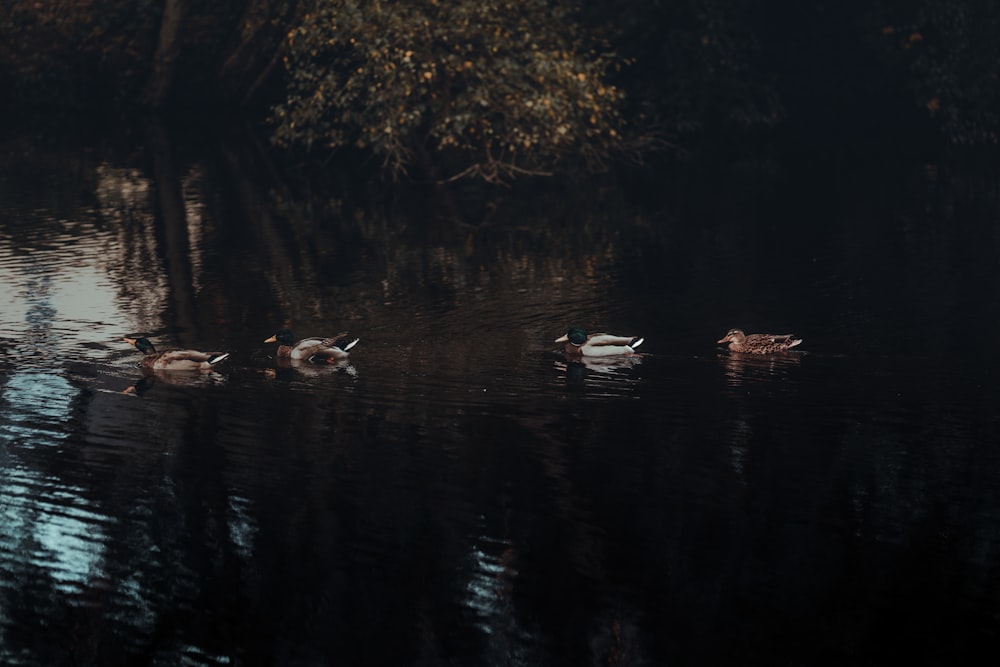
0 0 159 107
218 0 298 108
597 0 782 137
142 0 190 108
877 0 1000 145
271 0 628 183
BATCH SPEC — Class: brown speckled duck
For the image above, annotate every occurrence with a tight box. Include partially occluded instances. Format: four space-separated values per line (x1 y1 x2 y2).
124 337 230 371
555 327 644 357
717 328 802 354
264 328 359 363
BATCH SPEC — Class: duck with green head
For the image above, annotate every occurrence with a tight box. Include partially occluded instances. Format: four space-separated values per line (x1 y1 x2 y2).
555 327 644 357
716 328 802 354
264 328 359 363
123 337 230 371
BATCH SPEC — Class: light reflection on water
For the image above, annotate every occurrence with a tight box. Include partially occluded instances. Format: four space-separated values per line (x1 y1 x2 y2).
0 371 105 620
3 470 107 595
0 134 999 665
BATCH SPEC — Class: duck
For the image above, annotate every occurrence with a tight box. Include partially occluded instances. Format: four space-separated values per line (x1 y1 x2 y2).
555 327 644 357
123 337 230 371
716 328 802 354
263 328 359 363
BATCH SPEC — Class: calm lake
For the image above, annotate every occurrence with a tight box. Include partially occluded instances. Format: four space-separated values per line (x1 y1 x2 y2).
1 121 998 666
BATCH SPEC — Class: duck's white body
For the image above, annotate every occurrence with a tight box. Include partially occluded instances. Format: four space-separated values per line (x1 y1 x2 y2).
555 330 644 357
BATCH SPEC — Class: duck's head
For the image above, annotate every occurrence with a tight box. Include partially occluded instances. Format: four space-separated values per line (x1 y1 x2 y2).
264 328 295 345
123 336 157 354
555 327 588 346
717 328 746 344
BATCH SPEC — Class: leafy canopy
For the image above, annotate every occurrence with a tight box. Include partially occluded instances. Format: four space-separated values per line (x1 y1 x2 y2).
271 0 627 182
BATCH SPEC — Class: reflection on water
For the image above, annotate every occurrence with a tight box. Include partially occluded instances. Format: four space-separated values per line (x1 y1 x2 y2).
1 370 105 598
554 354 645 397
1 126 999 665
716 350 804 393
266 357 360 380
121 369 229 396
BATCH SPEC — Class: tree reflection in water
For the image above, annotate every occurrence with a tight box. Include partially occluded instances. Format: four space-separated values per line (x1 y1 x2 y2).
1 122 999 665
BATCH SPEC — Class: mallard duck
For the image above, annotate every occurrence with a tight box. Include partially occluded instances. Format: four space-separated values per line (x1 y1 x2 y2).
555 327 644 357
716 328 802 354
123 337 230 371
263 328 359 363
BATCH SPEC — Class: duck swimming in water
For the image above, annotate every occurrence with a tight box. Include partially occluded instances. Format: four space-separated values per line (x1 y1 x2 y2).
123 337 230 371
716 328 802 354
555 327 644 357
263 328 359 363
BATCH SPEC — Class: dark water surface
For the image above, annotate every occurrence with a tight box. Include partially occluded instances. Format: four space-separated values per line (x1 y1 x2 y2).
1 126 999 666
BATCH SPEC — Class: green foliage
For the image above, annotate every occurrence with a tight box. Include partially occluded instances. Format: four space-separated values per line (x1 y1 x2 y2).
593 0 782 136
0 0 279 109
878 0 1000 144
0 0 158 104
271 0 628 182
